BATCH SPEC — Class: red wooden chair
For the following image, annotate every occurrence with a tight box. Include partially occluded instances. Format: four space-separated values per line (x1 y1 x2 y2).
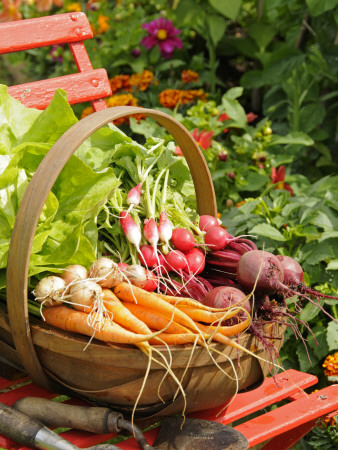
0 12 111 110
0 12 337 450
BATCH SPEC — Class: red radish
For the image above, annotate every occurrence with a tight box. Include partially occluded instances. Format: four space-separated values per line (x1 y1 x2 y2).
139 245 157 267
158 210 172 245
143 218 159 251
185 248 205 275
118 262 129 271
155 254 170 275
119 211 141 253
143 270 158 292
199 215 220 232
204 226 230 251
126 183 142 206
165 250 188 272
171 227 195 252
202 286 250 312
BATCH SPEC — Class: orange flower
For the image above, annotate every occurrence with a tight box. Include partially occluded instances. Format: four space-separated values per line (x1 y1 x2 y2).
109 75 131 94
159 89 207 109
35 0 63 12
323 352 338 377
97 14 109 34
0 0 22 22
81 106 94 119
105 94 145 125
181 69 199 83
129 70 154 91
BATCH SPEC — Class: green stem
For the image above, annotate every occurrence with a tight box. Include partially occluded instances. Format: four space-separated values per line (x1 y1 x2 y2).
152 168 166 218
161 170 169 208
144 177 154 218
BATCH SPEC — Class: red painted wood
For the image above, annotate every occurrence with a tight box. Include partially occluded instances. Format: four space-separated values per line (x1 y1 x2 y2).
7 69 111 109
0 376 29 391
188 369 318 424
234 385 338 447
69 42 94 72
0 381 55 406
261 418 317 450
0 13 92 55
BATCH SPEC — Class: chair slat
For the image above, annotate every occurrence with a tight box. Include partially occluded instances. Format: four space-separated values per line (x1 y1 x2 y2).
7 69 111 109
0 13 92 55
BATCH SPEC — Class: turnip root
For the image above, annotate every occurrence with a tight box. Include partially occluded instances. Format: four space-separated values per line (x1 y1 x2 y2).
33 276 66 307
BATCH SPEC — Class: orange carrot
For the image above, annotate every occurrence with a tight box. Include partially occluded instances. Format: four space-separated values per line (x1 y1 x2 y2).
43 305 160 344
194 315 251 337
102 288 152 335
158 294 233 312
174 305 244 323
113 283 200 332
149 333 203 346
123 302 192 335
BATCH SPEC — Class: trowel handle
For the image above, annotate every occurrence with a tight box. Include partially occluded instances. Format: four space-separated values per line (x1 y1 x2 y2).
0 402 78 450
13 397 123 434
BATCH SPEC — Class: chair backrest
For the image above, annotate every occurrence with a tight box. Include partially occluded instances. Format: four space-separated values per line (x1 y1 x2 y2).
0 12 111 111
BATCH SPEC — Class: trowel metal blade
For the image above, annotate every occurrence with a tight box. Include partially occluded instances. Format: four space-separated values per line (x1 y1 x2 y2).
153 417 249 450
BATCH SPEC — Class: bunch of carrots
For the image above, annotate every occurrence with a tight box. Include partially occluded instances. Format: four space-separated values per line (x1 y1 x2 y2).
33 260 253 352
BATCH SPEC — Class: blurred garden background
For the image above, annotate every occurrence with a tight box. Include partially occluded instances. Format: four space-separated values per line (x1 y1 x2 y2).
1 0 338 446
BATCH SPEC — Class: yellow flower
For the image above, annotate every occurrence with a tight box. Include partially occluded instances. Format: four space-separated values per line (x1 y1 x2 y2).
322 352 338 377
66 3 82 12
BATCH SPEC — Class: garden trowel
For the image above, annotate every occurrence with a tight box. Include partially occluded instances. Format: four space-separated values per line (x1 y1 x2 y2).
11 397 249 450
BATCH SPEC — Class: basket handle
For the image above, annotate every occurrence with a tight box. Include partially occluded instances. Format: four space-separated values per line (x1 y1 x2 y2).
6 106 217 388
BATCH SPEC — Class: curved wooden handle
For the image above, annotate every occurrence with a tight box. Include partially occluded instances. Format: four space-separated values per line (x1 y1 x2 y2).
6 106 217 388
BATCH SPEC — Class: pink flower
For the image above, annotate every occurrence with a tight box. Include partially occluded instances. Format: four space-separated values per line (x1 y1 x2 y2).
141 17 183 58
246 112 258 123
271 166 293 196
174 146 183 156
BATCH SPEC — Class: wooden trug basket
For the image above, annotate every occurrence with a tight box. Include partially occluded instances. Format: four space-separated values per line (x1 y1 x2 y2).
2 106 284 420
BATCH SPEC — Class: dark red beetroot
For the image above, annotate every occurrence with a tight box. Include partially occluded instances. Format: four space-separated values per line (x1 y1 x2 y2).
237 250 337 321
276 254 338 300
276 255 304 285
202 286 250 313
237 250 284 294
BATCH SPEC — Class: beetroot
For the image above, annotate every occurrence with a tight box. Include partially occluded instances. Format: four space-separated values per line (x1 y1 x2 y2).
277 254 338 300
202 286 250 313
276 255 304 285
237 250 284 294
